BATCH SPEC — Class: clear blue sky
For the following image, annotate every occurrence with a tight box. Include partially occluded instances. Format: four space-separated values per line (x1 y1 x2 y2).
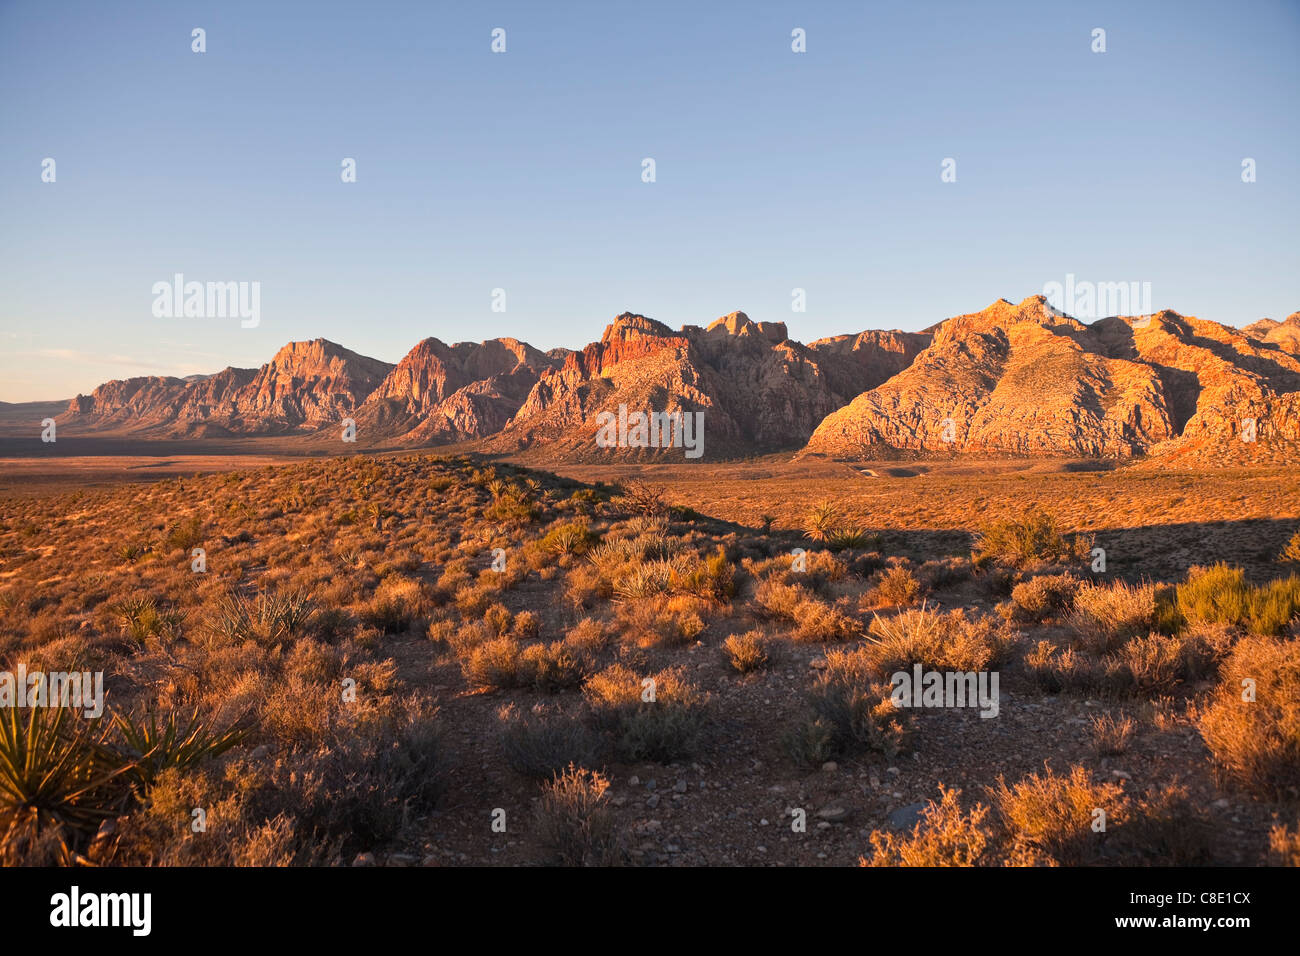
1 0 1297 401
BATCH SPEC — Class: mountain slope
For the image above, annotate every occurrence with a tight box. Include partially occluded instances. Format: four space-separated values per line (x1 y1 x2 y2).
800 297 1300 464
483 311 928 460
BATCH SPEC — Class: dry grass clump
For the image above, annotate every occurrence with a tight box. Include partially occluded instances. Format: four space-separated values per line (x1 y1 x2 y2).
861 785 992 867
863 565 923 609
786 646 911 765
991 764 1123 866
1105 630 1221 694
1280 529 1300 565
972 504 1089 570
1269 821 1300 866
1089 712 1135 755
722 630 771 674
755 577 860 642
537 521 599 559
1027 626 1224 698
861 774 1212 868
865 606 1016 676
1008 572 1080 623
207 588 315 647
359 574 428 634
583 665 707 762
615 593 711 648
497 705 606 780
1024 639 1102 695
460 636 588 692
1068 580 1156 653
1198 635 1300 798
533 766 624 866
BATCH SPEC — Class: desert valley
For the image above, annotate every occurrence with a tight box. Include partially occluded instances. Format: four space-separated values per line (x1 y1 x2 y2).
2 296 1299 867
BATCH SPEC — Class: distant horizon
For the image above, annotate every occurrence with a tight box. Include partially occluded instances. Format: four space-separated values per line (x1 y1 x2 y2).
4 290 1296 406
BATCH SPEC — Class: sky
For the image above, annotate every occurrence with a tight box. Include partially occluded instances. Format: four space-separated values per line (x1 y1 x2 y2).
1 0 1297 402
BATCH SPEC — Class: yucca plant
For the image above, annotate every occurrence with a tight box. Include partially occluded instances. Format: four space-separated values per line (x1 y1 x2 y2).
112 709 248 792
803 500 838 543
828 527 877 551
0 706 134 863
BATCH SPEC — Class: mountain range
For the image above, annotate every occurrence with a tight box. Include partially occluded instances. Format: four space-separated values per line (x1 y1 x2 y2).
52 297 1300 465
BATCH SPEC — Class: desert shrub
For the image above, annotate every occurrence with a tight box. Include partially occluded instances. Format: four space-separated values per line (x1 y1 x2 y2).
612 480 669 518
486 484 541 523
461 637 525 690
782 716 838 767
540 521 599 557
1248 576 1300 637
311 606 354 642
282 707 443 850
563 617 608 657
866 606 1014 676
112 595 184 644
1198 635 1300 798
483 602 512 636
163 514 205 553
992 765 1123 866
511 610 540 638
583 665 706 762
1152 587 1185 634
756 577 858 642
861 786 993 867
1009 573 1079 622
1068 581 1157 653
803 500 839 543
1270 822 1300 866
794 647 910 762
1176 563 1251 628
1103 630 1220 695
359 575 426 633
972 505 1085 569
754 578 809 620
917 557 973 590
676 546 736 600
802 500 874 551
614 593 709 648
827 527 878 551
792 598 860 642
498 707 606 780
1280 530 1300 565
610 559 679 602
722 630 770 673
1114 783 1215 866
867 565 922 608
1089 712 1135 755
111 766 314 867
520 641 588 692
533 766 623 866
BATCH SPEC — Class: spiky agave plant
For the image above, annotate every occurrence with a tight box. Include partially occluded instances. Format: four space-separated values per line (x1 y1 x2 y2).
0 705 134 863
113 708 248 792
